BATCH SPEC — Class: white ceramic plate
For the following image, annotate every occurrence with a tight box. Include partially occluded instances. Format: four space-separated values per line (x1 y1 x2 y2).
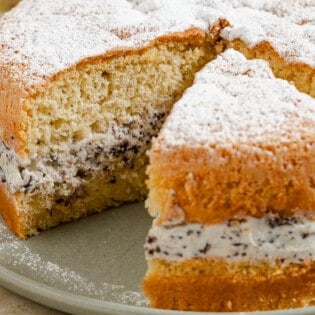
0 202 314 315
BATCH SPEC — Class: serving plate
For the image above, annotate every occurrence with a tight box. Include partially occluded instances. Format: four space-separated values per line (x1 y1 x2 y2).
0 202 313 315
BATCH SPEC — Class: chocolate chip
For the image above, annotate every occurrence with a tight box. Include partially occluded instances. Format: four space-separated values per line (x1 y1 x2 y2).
199 243 211 254
266 216 301 229
50 155 58 162
130 145 139 154
109 176 116 184
94 145 103 158
76 169 87 178
302 233 309 239
101 71 109 78
147 236 157 243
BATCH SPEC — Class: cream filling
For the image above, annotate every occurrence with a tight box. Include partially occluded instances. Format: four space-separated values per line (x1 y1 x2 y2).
0 111 165 195
145 214 315 264
0 133 145 195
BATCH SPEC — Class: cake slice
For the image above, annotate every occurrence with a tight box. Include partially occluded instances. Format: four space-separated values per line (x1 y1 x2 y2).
143 49 315 312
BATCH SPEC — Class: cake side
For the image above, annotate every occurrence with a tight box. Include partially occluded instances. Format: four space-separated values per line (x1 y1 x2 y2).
147 143 315 225
143 258 315 312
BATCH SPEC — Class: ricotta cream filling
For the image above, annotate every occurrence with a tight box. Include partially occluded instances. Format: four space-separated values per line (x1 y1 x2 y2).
0 134 145 195
145 214 315 264
0 111 163 195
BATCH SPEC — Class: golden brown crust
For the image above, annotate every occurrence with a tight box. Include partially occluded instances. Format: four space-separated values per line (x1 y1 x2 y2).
228 39 315 97
143 258 315 312
147 143 315 225
0 69 26 155
0 184 25 238
0 0 19 12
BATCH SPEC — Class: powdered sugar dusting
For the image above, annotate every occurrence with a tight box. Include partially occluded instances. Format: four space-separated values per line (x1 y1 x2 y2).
221 6 315 66
0 0 221 92
0 0 314 94
157 49 315 148
218 0 315 24
0 218 147 307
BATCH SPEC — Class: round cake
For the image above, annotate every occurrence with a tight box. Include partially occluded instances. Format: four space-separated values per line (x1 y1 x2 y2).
0 0 314 312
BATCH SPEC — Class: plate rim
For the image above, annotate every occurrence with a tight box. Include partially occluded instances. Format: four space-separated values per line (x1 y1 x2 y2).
0 263 314 315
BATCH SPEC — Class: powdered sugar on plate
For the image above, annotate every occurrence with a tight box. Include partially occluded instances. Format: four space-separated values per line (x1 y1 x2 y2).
0 208 148 308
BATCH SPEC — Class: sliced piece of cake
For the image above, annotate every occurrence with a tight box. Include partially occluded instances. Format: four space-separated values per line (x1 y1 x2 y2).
143 49 315 312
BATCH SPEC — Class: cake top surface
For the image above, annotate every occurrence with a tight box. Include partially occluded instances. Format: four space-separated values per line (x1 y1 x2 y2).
156 49 315 149
0 0 223 93
0 0 314 93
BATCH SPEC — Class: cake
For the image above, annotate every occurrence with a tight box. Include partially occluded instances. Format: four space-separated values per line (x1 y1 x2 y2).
1 0 315 312
0 0 314 243
143 49 315 312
